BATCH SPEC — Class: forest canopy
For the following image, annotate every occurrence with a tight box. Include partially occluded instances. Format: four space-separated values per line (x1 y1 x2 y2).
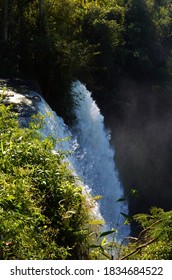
0 0 171 118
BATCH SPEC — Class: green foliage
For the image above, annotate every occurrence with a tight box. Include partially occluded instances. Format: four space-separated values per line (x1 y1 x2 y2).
0 102 96 259
0 0 172 117
121 207 172 260
90 207 172 260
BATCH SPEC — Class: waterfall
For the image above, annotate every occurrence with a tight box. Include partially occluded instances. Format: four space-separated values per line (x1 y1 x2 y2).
2 82 129 239
37 95 102 222
71 81 129 238
37 81 129 239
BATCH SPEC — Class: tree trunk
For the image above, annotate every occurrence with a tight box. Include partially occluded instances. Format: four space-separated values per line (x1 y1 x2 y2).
38 0 44 34
3 0 9 42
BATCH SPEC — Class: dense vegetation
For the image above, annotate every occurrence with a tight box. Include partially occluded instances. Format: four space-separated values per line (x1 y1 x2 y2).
0 100 98 259
91 207 172 260
0 0 171 118
0 100 171 260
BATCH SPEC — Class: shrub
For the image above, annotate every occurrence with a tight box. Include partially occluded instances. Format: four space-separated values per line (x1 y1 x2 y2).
0 102 94 259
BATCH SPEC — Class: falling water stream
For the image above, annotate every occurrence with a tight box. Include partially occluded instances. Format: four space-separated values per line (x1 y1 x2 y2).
71 81 129 238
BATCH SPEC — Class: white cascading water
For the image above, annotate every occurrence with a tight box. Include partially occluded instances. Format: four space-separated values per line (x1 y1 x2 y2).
37 81 129 239
71 81 129 238
37 94 102 223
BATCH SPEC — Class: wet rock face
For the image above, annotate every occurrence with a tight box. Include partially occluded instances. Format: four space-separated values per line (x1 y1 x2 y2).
0 79 43 127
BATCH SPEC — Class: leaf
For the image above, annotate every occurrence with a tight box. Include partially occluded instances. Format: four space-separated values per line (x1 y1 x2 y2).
88 219 104 225
93 195 102 201
1 141 4 153
130 188 139 197
99 229 117 238
116 197 126 203
63 210 76 219
89 244 100 248
121 212 132 221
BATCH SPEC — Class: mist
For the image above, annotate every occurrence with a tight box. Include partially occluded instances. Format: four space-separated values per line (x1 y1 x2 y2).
106 79 172 216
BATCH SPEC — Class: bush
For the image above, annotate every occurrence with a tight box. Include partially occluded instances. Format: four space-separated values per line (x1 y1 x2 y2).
89 207 172 260
0 102 95 259
120 207 172 260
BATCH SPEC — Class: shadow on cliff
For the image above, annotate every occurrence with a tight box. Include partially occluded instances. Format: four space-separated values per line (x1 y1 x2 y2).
106 78 172 217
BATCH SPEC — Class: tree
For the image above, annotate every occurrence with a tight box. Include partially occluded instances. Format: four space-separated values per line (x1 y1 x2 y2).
3 0 9 42
38 0 44 34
